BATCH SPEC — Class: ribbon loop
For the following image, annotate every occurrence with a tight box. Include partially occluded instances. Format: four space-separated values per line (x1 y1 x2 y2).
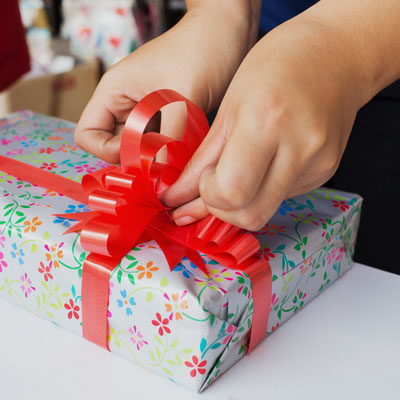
88 189 127 216
104 171 135 192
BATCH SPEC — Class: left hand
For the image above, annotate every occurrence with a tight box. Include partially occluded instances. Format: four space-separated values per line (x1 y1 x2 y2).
161 15 369 230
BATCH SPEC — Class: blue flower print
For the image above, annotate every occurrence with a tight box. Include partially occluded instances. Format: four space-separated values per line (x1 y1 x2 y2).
53 216 72 227
279 200 294 216
10 242 25 265
65 204 91 213
20 140 38 147
173 263 194 279
117 290 136 316
53 204 90 227
173 257 198 279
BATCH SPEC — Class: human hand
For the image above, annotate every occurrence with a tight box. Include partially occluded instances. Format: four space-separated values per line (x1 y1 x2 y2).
74 1 260 164
162 15 370 230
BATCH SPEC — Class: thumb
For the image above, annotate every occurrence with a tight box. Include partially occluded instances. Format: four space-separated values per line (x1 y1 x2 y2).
160 114 230 208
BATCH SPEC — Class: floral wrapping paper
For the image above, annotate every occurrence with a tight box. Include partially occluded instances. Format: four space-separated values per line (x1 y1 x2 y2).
0 111 362 392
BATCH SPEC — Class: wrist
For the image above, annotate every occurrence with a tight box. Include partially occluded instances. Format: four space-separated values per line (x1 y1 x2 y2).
185 0 261 52
266 14 372 112
174 2 261 110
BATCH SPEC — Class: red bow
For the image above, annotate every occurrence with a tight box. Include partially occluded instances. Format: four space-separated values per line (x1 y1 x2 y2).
0 90 271 352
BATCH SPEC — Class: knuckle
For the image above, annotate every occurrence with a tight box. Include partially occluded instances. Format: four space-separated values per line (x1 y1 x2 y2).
73 128 84 147
318 152 340 178
213 179 251 209
235 210 266 231
305 129 328 157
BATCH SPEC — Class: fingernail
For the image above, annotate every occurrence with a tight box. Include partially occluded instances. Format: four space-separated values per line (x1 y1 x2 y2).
174 216 198 226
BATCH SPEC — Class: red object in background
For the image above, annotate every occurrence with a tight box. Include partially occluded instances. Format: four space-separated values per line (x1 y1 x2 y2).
0 0 30 92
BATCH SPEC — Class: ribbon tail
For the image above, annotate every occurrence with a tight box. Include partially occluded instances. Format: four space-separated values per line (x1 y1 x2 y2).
54 212 100 234
243 257 272 352
81 253 121 350
149 227 190 270
0 155 87 203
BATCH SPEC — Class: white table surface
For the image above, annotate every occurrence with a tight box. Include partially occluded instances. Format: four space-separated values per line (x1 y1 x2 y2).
1 263 399 400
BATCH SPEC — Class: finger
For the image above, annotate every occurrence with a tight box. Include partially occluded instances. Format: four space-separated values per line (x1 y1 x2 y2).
172 197 209 226
160 113 229 208
198 105 280 211
201 148 296 231
74 79 136 164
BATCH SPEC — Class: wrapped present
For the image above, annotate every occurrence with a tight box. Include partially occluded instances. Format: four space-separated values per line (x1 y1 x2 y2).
0 93 362 392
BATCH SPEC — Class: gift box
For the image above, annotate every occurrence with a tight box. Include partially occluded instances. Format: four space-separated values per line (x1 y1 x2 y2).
0 107 361 392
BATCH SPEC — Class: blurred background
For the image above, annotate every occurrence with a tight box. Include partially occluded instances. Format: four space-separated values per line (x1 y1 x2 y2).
0 0 186 122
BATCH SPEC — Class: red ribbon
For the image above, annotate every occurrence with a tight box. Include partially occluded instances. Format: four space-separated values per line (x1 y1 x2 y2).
0 89 271 352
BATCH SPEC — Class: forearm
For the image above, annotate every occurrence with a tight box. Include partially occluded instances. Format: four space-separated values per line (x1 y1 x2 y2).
186 0 261 51
151 0 261 110
301 0 400 104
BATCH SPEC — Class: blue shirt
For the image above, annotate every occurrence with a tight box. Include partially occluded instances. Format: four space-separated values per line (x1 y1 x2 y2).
259 0 317 32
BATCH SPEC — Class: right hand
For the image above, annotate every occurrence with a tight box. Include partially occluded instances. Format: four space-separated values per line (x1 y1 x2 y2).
74 2 259 164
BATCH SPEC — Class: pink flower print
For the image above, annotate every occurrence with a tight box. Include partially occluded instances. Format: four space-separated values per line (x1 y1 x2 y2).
13 135 27 142
128 325 148 350
75 164 96 174
40 162 58 171
271 293 279 307
326 247 344 265
6 149 23 156
95 160 110 169
222 324 237 345
336 247 345 261
1 139 12 145
107 281 114 318
0 251 7 272
20 273 35 297
0 236 6 248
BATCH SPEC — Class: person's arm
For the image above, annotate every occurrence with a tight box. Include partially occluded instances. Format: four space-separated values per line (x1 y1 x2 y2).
74 0 261 163
163 0 400 229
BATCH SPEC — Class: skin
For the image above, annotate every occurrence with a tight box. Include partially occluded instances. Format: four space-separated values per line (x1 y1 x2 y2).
75 0 400 231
